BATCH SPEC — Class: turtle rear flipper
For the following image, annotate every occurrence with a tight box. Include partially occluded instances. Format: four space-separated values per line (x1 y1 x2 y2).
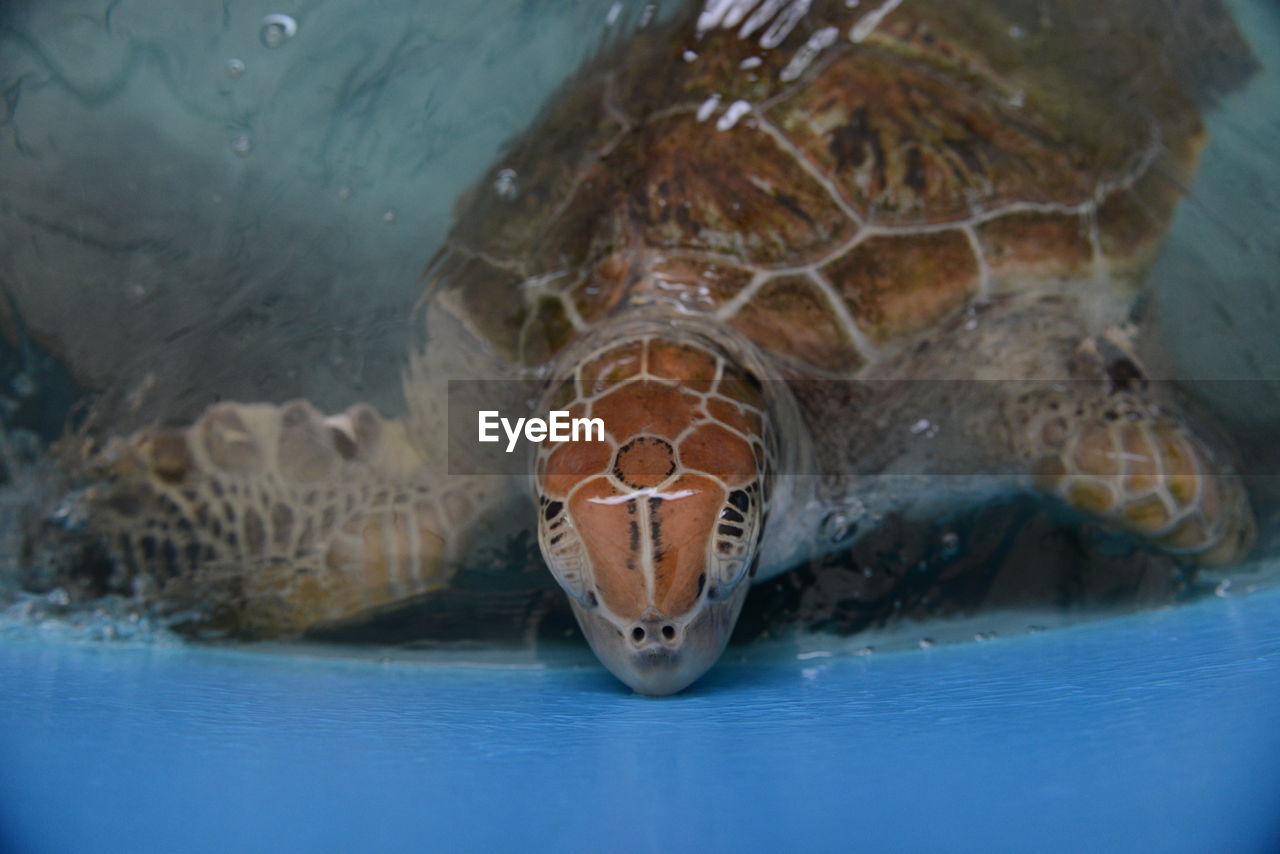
1024 389 1255 568
79 400 495 637
1000 324 1255 567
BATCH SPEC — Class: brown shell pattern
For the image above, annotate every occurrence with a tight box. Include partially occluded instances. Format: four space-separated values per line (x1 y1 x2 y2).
429 0 1224 376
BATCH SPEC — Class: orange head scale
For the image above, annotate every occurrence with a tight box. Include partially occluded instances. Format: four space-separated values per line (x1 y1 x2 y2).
535 327 780 695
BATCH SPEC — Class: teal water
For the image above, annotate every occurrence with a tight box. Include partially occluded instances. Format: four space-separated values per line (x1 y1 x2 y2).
2 1 1280 852
0 0 625 425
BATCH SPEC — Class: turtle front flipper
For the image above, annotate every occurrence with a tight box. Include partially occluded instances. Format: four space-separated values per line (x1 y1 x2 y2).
76 400 496 637
1017 357 1255 568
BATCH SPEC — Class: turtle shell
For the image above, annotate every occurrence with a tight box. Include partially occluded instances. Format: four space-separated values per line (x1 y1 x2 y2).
428 0 1252 377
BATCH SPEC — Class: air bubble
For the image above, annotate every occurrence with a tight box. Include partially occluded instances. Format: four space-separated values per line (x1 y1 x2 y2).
225 58 245 79
493 168 519 200
260 13 298 48
821 511 854 543
940 531 960 557
230 133 252 158
382 209 397 224
909 417 940 438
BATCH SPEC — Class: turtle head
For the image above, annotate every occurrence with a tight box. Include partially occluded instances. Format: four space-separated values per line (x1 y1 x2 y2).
535 334 772 695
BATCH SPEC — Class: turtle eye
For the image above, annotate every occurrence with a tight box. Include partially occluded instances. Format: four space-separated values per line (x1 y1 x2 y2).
537 493 593 604
709 484 759 592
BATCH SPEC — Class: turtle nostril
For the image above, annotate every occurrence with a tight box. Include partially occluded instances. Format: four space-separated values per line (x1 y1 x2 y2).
631 626 646 643
661 624 676 641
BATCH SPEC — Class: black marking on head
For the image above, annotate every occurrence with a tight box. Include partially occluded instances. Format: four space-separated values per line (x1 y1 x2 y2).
648 496 663 553
543 500 563 522
623 500 640 571
728 490 749 512
614 437 677 487
697 572 706 594
720 507 745 524
717 524 743 538
587 590 599 609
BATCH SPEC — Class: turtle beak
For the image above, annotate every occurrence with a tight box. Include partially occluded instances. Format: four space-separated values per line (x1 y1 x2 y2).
568 584 750 696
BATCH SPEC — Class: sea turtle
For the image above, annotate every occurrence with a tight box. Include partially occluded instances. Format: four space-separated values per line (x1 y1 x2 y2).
65 0 1257 694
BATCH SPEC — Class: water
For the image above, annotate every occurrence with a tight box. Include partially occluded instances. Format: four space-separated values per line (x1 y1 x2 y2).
2 1 1280 850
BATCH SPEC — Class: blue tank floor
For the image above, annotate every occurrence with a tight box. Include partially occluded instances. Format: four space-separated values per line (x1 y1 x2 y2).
2 587 1280 854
